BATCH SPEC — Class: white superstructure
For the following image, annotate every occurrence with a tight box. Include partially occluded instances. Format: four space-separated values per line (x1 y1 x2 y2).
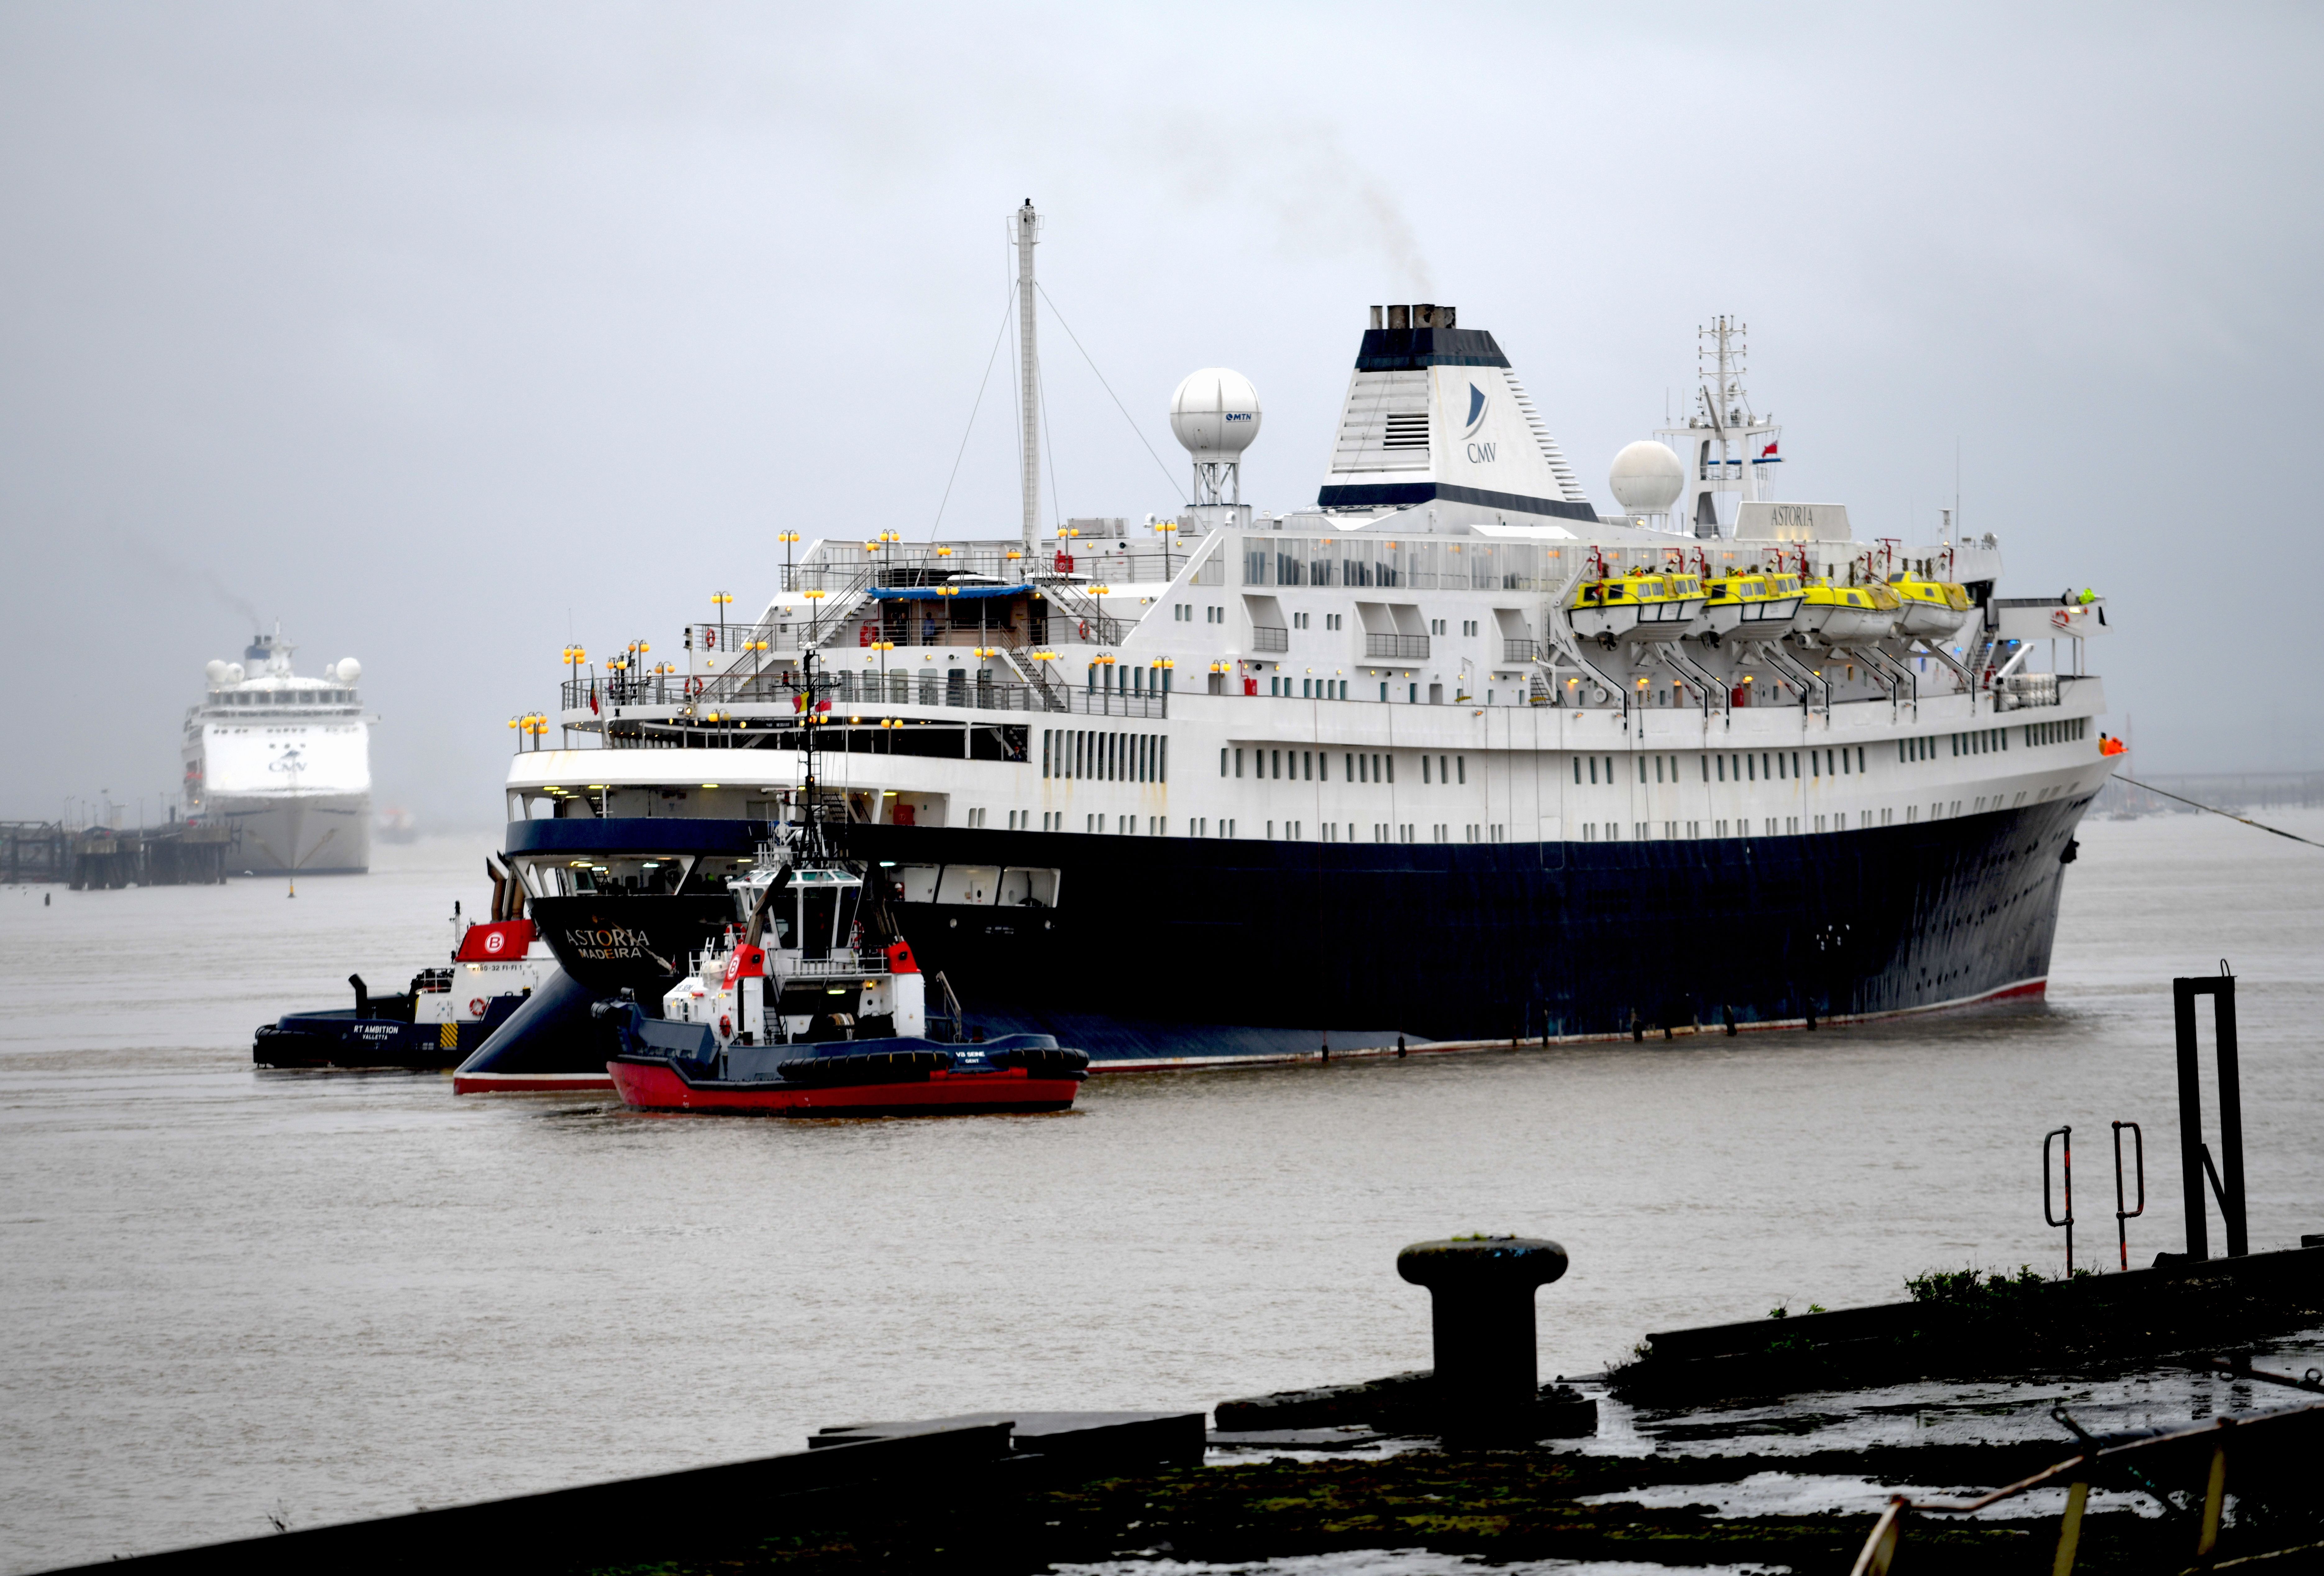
185 630 373 875
508 301 2110 864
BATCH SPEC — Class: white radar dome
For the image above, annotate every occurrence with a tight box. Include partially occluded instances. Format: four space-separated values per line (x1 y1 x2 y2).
1170 368 1262 462
205 659 229 685
1609 440 1685 514
334 657 362 685
226 662 245 682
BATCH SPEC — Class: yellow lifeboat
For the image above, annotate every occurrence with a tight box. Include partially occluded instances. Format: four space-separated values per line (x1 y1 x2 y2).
1793 578 1902 642
1890 573 1973 639
1697 570 1805 640
1568 570 1709 648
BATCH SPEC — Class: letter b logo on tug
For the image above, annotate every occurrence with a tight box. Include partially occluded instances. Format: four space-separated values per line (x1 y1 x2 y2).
456 919 535 962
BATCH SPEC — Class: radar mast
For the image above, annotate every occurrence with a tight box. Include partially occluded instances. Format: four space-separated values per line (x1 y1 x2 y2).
1656 315 1782 538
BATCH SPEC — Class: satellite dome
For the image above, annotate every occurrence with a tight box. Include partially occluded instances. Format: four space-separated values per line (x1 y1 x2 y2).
225 662 245 683
205 659 229 685
1170 368 1262 462
1609 440 1685 514
334 657 362 685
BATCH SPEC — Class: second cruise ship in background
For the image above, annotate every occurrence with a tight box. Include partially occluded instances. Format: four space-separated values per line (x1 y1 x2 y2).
461 203 2117 1077
185 629 373 875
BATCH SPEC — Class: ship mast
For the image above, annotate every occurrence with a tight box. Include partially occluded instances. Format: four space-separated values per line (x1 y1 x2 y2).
1657 314 1781 538
1014 199 1043 566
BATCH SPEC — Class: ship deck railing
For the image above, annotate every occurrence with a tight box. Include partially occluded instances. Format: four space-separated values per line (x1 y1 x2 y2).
547 669 2105 747
778 543 1197 594
787 955 888 979
561 673 1169 723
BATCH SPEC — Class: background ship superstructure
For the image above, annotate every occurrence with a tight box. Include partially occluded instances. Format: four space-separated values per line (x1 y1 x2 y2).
484 221 2114 1066
185 630 372 875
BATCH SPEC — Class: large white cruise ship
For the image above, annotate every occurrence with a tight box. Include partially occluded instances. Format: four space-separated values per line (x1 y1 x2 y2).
184 630 372 875
462 205 2117 1077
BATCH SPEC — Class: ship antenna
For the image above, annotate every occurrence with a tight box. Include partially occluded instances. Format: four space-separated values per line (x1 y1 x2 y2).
1015 198 1042 566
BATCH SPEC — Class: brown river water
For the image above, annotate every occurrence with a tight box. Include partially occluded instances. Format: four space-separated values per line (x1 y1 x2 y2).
2 810 2319 1570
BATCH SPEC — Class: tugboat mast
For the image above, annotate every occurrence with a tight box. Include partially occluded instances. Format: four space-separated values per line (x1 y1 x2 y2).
793 648 831 861
1015 198 1042 564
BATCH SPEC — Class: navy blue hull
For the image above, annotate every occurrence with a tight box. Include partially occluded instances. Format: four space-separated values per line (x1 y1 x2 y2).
835 798 2088 1060
255 997 522 1069
497 797 2089 1067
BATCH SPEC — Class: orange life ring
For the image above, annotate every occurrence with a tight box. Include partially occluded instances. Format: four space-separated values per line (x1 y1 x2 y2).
2050 608 2073 629
685 675 705 697
718 1014 733 1038
1077 619 1089 639
704 629 717 649
468 997 487 1017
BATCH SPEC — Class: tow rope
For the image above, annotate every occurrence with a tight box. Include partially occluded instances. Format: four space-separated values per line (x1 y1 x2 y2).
2113 775 2324 850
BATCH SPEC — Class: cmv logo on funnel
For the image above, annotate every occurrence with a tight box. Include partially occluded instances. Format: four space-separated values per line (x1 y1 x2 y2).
1461 381 1495 462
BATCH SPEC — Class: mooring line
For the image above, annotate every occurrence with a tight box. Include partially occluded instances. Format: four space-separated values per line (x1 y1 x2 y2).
2114 775 2324 849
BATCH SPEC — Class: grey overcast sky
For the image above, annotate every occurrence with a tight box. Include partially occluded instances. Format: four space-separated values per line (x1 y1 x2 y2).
2 2 2317 827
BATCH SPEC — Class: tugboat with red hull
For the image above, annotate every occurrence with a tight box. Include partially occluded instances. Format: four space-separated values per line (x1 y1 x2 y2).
591 651 1088 1117
601 1003 1086 1116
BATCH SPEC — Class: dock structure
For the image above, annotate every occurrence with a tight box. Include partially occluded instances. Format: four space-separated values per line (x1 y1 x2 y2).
1 821 240 888
2 821 71 883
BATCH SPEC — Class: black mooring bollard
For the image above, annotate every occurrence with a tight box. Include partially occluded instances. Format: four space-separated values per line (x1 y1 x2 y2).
1397 1235 1569 1440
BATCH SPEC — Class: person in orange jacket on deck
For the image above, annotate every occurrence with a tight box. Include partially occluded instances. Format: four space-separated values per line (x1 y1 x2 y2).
2098 732 2128 756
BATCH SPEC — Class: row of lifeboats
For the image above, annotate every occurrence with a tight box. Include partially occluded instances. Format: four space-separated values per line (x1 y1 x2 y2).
1568 565 1972 650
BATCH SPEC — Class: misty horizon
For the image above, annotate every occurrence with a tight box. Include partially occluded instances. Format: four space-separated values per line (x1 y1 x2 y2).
4 3 2319 828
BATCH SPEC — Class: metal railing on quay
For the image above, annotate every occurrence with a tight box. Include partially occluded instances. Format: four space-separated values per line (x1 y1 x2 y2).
1848 1384 2324 1576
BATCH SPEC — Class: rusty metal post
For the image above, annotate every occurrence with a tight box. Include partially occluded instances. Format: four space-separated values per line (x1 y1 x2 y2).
2111 1121 2145 1271
1396 1235 1568 1439
2043 1126 2074 1274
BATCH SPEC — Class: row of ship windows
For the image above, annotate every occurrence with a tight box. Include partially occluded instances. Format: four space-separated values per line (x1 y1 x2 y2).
1582 748 1874 786
978 792 2050 841
1036 725 2087 792
212 690 357 706
1223 747 1455 784
1580 797 2031 840
1040 729 1167 783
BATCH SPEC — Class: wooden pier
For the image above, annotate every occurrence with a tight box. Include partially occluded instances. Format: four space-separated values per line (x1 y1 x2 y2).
1 820 239 888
